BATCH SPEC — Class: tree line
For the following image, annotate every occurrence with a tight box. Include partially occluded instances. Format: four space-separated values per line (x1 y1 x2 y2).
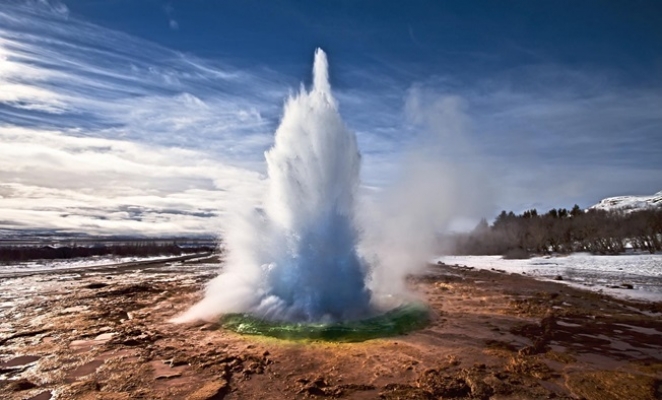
0 242 216 263
450 206 662 257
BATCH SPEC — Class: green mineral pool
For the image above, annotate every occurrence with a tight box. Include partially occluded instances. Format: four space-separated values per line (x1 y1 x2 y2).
220 303 430 342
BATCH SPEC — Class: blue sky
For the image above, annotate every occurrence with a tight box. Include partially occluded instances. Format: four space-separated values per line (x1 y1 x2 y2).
1 0 661 235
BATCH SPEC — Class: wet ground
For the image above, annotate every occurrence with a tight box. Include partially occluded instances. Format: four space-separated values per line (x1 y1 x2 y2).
437 253 662 302
1 257 661 399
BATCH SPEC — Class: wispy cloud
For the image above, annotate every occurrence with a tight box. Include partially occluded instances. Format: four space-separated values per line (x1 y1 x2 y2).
25 0 69 18
0 3 280 235
0 4 283 149
398 64 662 213
164 3 179 30
0 126 266 235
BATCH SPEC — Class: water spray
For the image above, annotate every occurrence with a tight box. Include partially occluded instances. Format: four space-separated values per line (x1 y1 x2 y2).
176 49 428 340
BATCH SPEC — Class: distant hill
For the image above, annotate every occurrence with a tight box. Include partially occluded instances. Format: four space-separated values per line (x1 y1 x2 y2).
590 190 662 212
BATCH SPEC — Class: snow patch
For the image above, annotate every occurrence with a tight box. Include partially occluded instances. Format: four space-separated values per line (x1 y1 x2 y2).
589 190 662 212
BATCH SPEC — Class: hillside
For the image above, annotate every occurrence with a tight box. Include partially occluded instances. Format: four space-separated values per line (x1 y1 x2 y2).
589 190 662 212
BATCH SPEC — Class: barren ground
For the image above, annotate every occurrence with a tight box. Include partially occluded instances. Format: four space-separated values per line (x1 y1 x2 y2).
1 257 661 399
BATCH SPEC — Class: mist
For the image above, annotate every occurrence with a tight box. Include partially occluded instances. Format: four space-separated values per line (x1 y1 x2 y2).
360 86 494 295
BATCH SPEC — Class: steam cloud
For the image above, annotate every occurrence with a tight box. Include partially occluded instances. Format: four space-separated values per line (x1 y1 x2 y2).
360 87 493 295
176 49 491 323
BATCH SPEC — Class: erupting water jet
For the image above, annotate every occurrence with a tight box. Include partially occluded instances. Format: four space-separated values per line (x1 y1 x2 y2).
176 49 428 339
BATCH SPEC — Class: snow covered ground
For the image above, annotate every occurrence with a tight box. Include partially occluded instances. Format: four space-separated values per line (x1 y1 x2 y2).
589 190 662 212
435 253 662 302
0 254 191 276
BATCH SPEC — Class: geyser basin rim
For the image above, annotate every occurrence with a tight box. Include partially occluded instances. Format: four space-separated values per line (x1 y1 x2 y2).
219 302 430 342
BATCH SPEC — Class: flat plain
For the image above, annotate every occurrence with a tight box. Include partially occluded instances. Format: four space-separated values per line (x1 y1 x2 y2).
1 257 661 399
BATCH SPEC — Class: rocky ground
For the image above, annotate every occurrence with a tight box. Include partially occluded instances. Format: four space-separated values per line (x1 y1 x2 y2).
1 256 661 399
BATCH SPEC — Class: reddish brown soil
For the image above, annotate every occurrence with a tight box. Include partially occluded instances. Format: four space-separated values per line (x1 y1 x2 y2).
1 258 661 399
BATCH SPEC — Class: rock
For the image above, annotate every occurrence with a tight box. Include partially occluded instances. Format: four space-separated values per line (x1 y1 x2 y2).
381 383 432 399
0 355 40 368
553 275 563 281
198 323 216 331
165 357 189 367
66 359 104 382
312 376 329 387
152 360 187 380
68 380 101 393
298 384 343 397
295 375 345 397
8 378 37 391
85 282 109 289
338 383 375 392
186 380 229 400
218 363 231 380
620 283 634 289
299 386 326 396
0 329 49 346
94 332 115 341
155 371 182 380
418 369 471 398
465 376 493 399
27 391 52 400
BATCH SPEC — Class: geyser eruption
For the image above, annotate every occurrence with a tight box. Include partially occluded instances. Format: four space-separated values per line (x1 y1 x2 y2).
178 49 374 323
257 48 371 321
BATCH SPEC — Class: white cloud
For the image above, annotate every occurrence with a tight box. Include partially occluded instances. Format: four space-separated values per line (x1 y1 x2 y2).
0 3 282 235
394 64 662 214
164 3 179 30
0 126 266 235
0 82 67 112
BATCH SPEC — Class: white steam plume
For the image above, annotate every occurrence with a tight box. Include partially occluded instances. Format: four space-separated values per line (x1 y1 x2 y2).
361 87 493 295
